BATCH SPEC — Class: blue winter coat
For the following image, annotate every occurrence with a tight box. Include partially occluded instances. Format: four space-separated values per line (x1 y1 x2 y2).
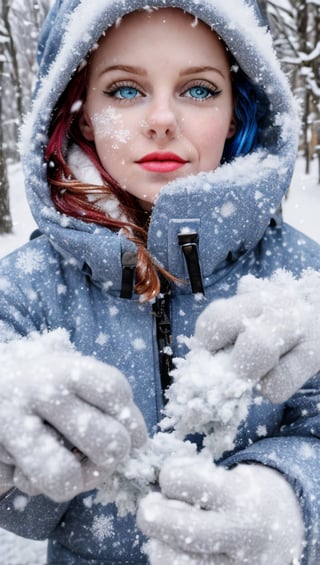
1 0 320 563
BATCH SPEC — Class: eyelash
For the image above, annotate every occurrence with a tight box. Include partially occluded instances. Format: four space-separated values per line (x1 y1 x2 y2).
182 81 221 100
103 81 144 101
103 80 222 102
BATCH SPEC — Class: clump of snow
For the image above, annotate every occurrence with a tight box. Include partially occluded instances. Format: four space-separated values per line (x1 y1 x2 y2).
95 433 198 516
161 345 251 457
95 334 251 513
96 329 251 514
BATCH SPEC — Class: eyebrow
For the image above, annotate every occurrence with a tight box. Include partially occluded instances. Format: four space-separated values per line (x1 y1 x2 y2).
98 64 147 77
98 64 226 79
179 66 226 79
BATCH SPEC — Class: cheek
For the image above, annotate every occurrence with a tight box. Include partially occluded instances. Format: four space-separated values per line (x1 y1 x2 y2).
193 120 231 170
90 107 132 145
200 109 233 141
187 106 232 140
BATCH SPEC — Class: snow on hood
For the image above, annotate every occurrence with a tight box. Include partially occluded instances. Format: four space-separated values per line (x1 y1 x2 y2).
20 0 300 284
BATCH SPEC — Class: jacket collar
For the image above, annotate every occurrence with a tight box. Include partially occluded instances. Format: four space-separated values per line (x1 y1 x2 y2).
148 149 287 282
40 145 287 296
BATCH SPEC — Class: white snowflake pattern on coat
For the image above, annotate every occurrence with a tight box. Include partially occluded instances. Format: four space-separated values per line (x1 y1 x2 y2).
91 515 115 542
16 248 46 274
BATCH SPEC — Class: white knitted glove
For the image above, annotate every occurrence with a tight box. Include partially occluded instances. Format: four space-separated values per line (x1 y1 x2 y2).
0 330 147 502
137 456 304 565
194 270 320 403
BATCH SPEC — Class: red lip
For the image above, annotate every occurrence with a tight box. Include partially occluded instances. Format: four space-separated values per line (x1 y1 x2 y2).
136 152 188 173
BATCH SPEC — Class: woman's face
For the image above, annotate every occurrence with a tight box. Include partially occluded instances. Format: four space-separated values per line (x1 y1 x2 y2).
80 8 235 210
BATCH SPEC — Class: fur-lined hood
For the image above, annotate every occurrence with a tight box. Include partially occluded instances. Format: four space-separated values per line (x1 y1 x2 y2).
21 0 299 288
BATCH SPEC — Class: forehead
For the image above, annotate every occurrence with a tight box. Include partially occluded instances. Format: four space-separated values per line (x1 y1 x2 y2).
113 7 199 30
89 8 229 67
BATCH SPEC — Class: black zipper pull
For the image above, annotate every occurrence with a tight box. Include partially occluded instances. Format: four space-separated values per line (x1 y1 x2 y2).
178 232 204 294
152 277 173 402
120 251 136 299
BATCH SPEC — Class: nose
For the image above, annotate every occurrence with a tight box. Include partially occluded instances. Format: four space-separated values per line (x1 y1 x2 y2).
143 95 178 141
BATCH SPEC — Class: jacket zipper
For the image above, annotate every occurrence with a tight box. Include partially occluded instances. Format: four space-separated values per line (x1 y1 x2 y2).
152 277 173 403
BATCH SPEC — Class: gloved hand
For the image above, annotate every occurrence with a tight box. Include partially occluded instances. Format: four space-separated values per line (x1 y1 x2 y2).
194 269 320 403
0 329 147 502
137 456 304 565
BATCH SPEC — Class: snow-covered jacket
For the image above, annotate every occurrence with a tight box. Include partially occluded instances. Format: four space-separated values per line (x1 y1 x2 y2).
1 0 320 563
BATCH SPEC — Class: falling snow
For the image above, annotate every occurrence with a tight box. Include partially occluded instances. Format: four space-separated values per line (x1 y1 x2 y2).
132 338 146 351
12 495 28 512
256 425 267 437
96 332 109 346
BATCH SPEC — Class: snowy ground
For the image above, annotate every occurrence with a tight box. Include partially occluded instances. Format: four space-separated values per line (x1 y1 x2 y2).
0 155 319 564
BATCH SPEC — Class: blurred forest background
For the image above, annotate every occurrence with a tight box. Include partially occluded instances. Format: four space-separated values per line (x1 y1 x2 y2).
0 0 319 233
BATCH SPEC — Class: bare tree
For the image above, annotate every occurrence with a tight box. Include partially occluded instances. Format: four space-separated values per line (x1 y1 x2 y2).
0 0 50 234
266 0 320 179
0 1 12 234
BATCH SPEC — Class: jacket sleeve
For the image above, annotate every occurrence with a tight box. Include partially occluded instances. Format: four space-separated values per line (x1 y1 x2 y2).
0 488 69 540
0 246 68 537
223 373 320 565
0 245 55 342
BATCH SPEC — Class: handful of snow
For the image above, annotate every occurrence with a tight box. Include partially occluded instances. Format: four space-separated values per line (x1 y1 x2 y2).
161 343 252 455
98 268 320 513
97 341 252 515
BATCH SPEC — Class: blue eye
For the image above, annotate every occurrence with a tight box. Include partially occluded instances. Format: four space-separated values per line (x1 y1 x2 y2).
187 86 213 99
113 86 139 100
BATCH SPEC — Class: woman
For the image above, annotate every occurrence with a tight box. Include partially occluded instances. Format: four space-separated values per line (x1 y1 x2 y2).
0 0 319 563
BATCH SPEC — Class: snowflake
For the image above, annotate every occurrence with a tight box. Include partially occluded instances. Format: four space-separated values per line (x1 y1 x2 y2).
83 495 93 509
256 425 267 437
57 284 67 295
299 442 316 460
132 338 146 351
109 306 119 316
16 248 46 275
0 277 10 292
92 515 115 542
13 495 28 512
95 332 109 346
26 289 38 302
